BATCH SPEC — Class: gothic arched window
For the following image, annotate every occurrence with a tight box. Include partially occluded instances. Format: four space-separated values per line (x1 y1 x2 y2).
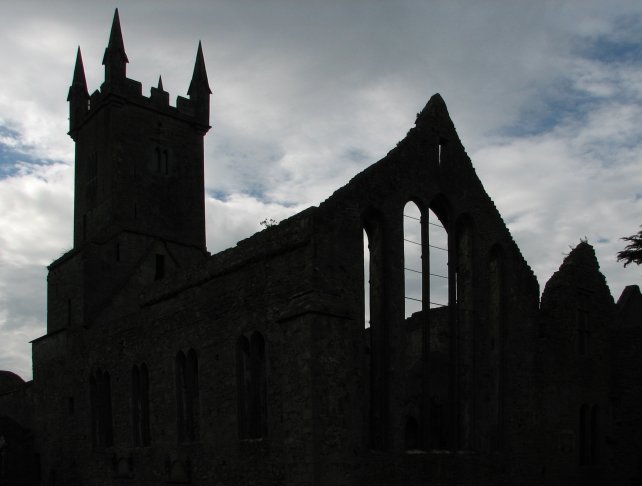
132 363 150 446
90 368 113 448
237 332 268 439
176 349 199 443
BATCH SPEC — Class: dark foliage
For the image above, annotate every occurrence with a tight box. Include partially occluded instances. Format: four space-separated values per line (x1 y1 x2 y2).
617 226 642 267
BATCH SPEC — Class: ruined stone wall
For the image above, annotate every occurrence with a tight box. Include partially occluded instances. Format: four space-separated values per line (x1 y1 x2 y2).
537 242 616 486
302 94 541 486
0 372 32 425
612 286 642 484
31 68 641 485
34 93 546 486
47 230 206 337
31 328 76 484
47 250 83 334
0 382 35 485
35 210 321 486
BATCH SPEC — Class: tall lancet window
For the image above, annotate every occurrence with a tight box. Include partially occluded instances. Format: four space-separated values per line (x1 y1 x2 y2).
404 202 423 318
90 368 113 449
428 208 448 308
176 349 199 443
362 211 386 451
237 332 268 439
132 363 151 446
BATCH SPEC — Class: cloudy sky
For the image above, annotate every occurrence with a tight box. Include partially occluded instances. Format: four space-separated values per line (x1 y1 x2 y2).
1 1 641 380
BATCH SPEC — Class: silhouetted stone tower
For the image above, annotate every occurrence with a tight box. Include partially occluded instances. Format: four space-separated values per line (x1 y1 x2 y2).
48 9 211 331
68 9 210 249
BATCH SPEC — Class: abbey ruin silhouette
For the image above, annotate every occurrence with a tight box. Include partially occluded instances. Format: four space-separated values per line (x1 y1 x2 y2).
1 9 641 486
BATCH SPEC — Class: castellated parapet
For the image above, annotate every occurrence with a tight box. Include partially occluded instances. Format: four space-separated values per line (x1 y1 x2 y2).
69 9 210 141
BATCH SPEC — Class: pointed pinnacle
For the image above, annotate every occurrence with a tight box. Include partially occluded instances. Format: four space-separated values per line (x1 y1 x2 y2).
102 8 129 66
188 41 212 96
157 75 164 91
72 47 88 89
68 47 89 101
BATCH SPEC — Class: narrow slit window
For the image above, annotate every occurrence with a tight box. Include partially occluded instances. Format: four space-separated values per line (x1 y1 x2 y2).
438 138 447 165
155 254 165 281
363 229 370 329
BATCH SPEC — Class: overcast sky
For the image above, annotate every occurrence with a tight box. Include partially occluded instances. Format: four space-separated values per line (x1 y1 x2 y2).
1 1 641 380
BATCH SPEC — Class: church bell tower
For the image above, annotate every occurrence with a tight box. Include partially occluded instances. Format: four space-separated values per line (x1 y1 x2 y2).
67 8 211 250
48 10 211 331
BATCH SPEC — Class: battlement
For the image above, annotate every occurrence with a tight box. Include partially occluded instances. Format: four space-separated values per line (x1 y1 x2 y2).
68 9 210 140
77 76 205 131
66 9 209 252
